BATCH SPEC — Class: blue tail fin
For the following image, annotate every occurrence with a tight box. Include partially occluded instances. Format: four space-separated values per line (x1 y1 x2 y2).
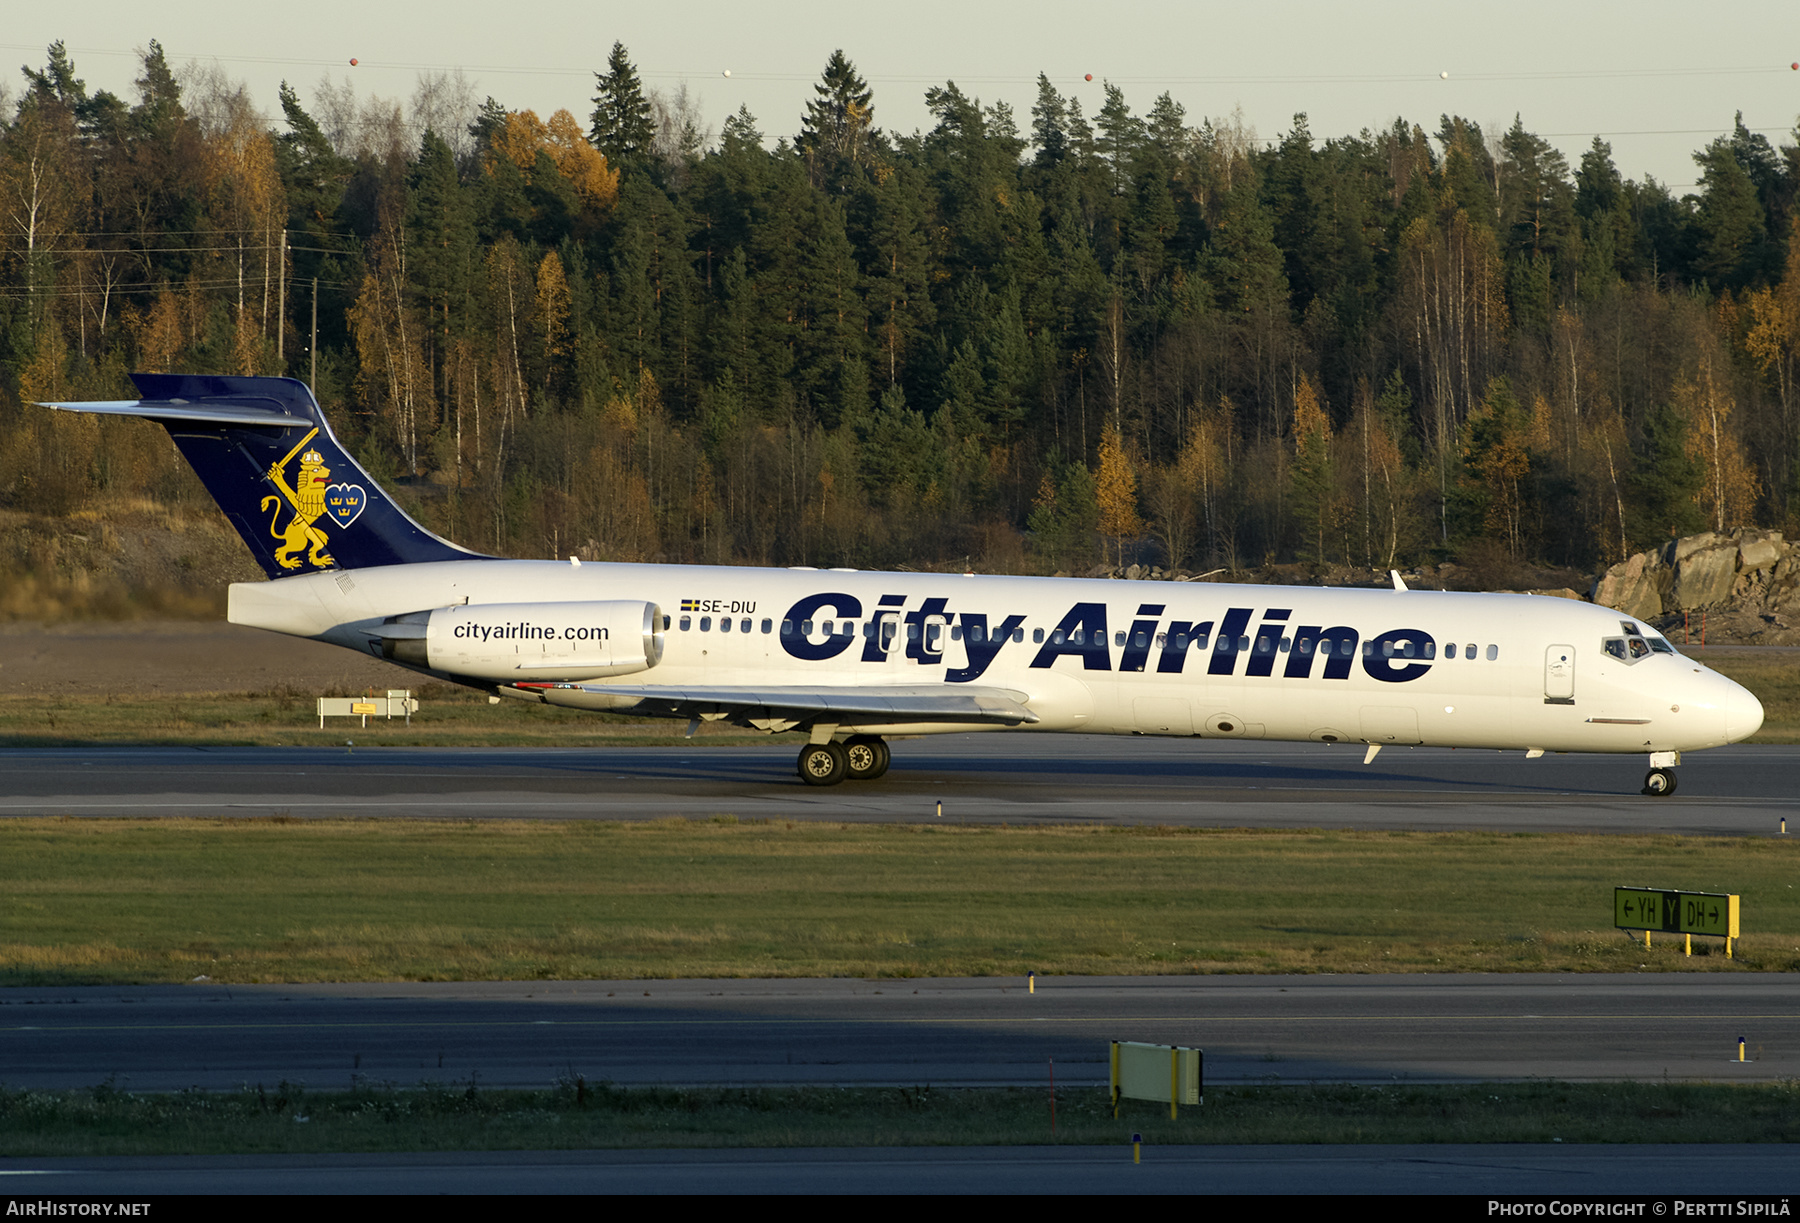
41 374 488 578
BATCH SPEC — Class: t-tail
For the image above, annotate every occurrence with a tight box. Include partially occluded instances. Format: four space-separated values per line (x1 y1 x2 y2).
40 374 488 578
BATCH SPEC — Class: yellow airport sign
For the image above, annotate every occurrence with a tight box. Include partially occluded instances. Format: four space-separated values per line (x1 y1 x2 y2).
1614 888 1739 937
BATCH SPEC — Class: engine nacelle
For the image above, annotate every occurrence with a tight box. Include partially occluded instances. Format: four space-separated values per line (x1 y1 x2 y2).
377 600 664 681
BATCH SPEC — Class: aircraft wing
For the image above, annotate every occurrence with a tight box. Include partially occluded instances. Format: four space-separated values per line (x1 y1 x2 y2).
511 682 1040 726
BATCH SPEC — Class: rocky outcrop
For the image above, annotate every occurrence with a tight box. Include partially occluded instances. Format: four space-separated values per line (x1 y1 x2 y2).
1591 552 1665 621
1586 528 1800 644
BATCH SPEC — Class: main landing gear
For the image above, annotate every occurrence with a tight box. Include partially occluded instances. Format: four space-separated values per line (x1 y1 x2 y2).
1642 750 1681 797
797 735 890 787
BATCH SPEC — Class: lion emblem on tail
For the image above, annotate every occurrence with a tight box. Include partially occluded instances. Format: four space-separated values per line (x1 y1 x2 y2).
261 435 336 570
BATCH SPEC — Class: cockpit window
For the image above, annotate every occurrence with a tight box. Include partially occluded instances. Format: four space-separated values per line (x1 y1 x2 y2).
1605 635 1665 663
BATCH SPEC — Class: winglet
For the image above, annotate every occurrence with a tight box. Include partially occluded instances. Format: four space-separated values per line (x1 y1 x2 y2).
1390 569 1409 591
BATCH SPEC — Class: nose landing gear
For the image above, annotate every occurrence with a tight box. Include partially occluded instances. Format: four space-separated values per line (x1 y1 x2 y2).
1642 751 1681 797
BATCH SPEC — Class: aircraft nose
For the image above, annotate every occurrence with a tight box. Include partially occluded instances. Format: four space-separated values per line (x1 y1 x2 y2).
1724 681 1764 743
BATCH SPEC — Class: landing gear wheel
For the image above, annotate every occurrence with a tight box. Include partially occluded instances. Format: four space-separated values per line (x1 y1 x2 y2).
844 735 890 781
1643 768 1678 797
798 742 849 787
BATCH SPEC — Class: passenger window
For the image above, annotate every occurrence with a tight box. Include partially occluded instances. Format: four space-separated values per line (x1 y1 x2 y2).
951 626 963 641
719 617 731 633
1115 631 1126 647
1033 628 1045 644
822 620 833 636
1013 628 1024 643
1073 629 1086 644
1279 637 1290 653
1297 637 1313 655
1156 633 1167 648
1194 634 1210 650
1237 635 1250 651
679 616 691 632
1173 634 1187 650
662 615 670 630
882 621 897 644
1052 629 1065 645
1134 632 1148 648
700 616 712 631
1486 644 1498 661
908 622 921 642
1446 642 1457 659
927 623 942 644
1422 642 1434 659
1466 643 1476 657
781 620 793 636
801 620 814 636
761 619 772 634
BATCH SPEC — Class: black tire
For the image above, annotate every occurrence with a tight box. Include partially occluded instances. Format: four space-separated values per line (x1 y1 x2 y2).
844 735 890 781
798 742 849 786
1642 768 1678 797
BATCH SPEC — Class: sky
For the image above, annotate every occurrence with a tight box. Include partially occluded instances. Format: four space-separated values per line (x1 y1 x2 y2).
5 0 1799 190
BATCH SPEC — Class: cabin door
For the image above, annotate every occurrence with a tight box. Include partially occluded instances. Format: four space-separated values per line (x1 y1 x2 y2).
1545 644 1575 703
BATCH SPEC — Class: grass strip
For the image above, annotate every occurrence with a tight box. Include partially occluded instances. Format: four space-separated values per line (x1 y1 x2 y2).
1 820 1795 984
2 1080 1796 1156
0 685 790 748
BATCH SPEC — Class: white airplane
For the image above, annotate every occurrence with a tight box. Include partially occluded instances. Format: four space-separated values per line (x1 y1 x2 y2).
44 374 1763 796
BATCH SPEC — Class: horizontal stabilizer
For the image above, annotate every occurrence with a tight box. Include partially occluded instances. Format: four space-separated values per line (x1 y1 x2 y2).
39 398 312 428
512 682 1040 726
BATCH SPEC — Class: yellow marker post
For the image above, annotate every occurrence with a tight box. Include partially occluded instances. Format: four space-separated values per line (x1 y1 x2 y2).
1028 971 1035 995
1686 933 1692 957
1739 1037 1746 1063
1132 1133 1142 1165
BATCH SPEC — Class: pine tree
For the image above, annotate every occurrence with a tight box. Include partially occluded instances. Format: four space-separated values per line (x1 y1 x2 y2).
798 51 877 188
589 42 654 168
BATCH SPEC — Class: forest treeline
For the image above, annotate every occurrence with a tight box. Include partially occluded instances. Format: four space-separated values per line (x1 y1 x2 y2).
3 40 1799 577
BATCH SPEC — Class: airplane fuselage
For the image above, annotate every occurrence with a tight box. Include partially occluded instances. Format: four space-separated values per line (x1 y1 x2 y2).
230 559 1759 756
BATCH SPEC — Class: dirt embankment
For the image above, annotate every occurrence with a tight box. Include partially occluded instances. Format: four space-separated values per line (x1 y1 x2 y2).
0 621 411 699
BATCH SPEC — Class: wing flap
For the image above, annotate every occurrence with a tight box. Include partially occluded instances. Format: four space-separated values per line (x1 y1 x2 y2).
511 682 1040 725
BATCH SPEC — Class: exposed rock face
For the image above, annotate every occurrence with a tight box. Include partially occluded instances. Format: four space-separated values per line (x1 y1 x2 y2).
1592 552 1664 621
1593 529 1791 616
1672 545 1739 610
1588 528 1800 645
